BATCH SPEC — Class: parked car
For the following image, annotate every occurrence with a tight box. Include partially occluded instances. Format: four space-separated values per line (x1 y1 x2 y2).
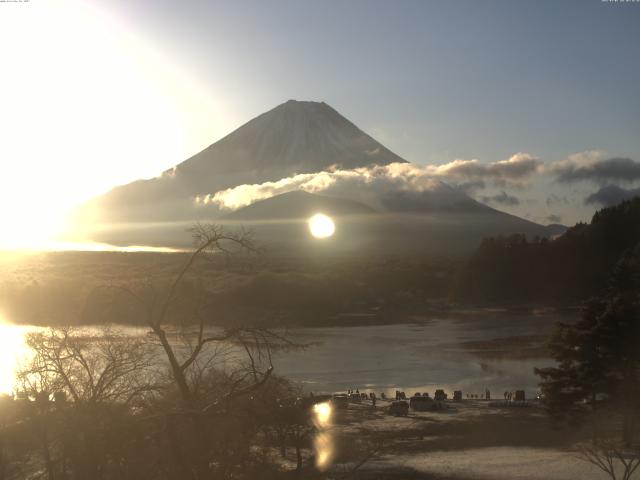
409 395 435 411
388 400 409 416
348 393 362 403
434 389 448 401
331 394 349 409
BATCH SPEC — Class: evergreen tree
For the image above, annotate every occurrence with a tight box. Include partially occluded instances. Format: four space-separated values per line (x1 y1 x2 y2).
535 244 640 444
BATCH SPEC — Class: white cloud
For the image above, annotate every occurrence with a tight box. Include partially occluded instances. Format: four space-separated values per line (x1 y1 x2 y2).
424 152 541 186
203 153 541 211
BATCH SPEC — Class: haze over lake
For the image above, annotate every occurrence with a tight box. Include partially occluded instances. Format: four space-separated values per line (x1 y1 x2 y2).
0 314 558 398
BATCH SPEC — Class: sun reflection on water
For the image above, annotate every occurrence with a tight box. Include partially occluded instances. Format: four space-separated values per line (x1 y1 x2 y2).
312 401 335 470
0 315 35 395
313 431 335 471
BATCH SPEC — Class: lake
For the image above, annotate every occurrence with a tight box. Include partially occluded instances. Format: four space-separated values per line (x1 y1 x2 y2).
273 315 558 398
0 313 562 398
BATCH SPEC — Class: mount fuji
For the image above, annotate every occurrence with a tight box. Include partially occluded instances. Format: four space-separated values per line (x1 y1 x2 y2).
76 100 563 252
80 100 404 223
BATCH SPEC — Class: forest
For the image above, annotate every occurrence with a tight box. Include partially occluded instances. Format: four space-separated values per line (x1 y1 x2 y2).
452 197 640 304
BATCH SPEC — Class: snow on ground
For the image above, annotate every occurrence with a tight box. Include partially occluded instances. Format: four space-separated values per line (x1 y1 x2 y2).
329 401 612 479
370 447 605 480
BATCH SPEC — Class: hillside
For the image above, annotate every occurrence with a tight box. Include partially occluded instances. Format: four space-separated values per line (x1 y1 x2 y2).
452 197 640 303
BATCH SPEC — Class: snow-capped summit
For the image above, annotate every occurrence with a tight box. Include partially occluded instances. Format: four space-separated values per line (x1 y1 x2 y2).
174 99 405 180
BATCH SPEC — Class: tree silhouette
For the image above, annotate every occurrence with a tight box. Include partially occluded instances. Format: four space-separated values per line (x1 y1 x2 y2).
536 244 640 444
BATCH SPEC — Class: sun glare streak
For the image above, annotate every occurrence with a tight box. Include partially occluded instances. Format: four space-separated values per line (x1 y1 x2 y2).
312 402 335 470
314 432 335 471
308 214 336 239
43 242 182 253
0 0 226 250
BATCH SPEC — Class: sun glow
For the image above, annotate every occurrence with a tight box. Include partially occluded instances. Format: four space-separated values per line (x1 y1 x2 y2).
308 214 335 239
0 314 35 395
0 0 226 250
313 401 333 427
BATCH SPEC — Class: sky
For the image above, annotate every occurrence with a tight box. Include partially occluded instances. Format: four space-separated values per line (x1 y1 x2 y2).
0 0 639 248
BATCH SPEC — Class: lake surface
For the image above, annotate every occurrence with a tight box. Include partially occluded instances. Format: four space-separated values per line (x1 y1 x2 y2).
0 314 561 398
273 316 558 398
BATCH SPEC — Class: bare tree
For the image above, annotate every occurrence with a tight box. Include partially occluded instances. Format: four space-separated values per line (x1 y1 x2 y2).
11 224 301 480
91 224 283 406
83 224 299 479
577 441 640 480
334 438 384 480
19 326 158 406
15 326 159 480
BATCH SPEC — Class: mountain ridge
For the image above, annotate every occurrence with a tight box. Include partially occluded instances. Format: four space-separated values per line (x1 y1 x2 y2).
174 100 406 178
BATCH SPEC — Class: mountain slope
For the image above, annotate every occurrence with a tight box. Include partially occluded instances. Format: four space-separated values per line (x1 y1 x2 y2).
80 100 405 223
222 190 377 221
176 100 405 180
217 189 565 256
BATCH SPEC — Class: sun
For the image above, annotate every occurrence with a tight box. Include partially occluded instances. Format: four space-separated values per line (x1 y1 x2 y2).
308 214 335 239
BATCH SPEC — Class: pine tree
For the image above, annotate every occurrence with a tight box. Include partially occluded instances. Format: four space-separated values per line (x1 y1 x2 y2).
535 244 640 444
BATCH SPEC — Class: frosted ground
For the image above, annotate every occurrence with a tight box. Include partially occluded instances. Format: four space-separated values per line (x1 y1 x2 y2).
368 447 602 479
323 400 606 480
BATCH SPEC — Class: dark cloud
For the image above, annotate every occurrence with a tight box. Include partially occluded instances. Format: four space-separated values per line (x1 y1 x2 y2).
454 180 486 194
584 185 640 207
546 194 569 207
552 156 640 184
480 191 520 206
546 214 562 224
